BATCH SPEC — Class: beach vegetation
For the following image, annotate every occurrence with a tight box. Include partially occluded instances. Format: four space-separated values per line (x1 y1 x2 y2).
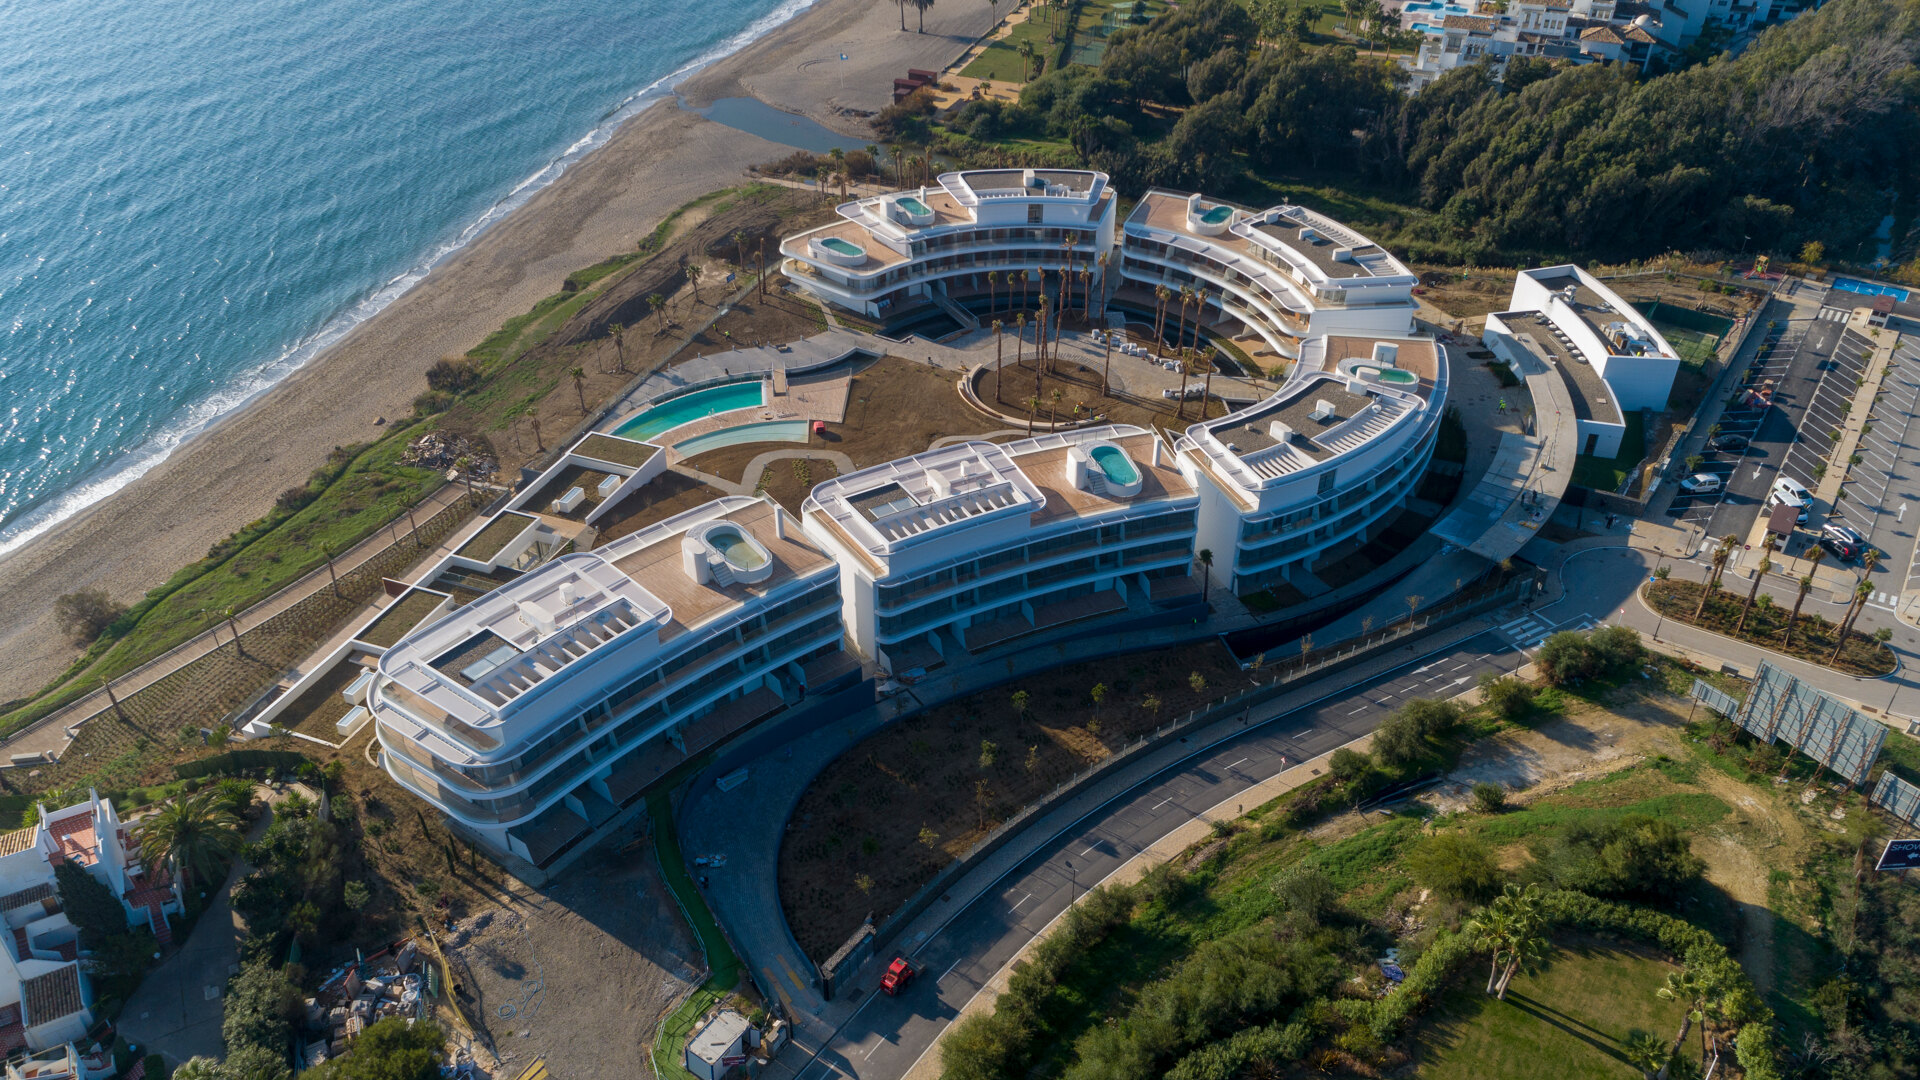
53 587 127 646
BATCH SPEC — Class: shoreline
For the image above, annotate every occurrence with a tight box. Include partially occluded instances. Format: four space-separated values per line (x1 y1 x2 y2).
0 0 1002 703
0 0 838 567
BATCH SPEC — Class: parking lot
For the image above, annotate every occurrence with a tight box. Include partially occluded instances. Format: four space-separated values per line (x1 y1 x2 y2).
1665 301 1915 614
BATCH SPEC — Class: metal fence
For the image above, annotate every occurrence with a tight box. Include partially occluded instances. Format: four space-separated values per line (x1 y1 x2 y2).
1690 679 1744 720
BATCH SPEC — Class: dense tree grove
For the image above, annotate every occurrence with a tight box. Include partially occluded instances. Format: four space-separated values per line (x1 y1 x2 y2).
940 0 1920 263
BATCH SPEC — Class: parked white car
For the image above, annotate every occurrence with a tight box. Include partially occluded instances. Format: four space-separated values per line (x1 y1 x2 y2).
1679 473 1723 495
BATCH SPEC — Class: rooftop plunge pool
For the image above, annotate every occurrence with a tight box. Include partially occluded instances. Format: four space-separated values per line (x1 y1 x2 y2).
1090 444 1140 486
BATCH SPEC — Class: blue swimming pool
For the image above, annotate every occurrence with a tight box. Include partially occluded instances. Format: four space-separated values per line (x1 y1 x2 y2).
670 419 809 457
1830 276 1910 302
613 381 765 440
1090 444 1139 486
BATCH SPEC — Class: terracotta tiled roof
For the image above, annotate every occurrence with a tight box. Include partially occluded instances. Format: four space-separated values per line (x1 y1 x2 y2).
1623 24 1658 41
0 828 36 858
1581 24 1625 41
0 884 53 912
22 965 84 1025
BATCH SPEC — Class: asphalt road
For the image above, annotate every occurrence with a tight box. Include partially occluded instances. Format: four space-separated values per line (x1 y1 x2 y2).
767 615 1607 1080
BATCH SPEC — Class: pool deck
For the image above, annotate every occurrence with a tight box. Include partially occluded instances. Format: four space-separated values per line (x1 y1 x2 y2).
649 371 851 463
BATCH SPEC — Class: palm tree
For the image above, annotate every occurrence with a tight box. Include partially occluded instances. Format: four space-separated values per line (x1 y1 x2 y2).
1829 579 1874 664
1037 295 1051 371
1191 287 1212 352
888 142 905 186
1101 324 1113 395
1466 883 1548 999
649 292 667 333
139 790 244 895
1694 534 1737 620
1093 251 1110 319
1784 574 1815 648
1624 1030 1669 1080
1014 312 1027 369
734 230 750 275
1079 264 1093 320
609 323 627 374
1019 39 1036 80
1201 350 1217 418
993 319 1005 400
1025 395 1040 435
986 270 998 315
1654 969 1712 1080
1020 265 1030 309
686 260 704 304
1174 349 1193 419
913 0 936 33
1197 549 1214 600
1152 285 1172 360
897 0 908 30
1734 537 1775 636
570 366 588 414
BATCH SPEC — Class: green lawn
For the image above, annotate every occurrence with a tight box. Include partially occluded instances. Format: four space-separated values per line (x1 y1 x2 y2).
1571 410 1647 493
960 18 1057 82
1416 940 1696 1080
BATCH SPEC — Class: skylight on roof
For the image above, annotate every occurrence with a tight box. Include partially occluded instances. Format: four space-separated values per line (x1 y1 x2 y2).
461 643 519 682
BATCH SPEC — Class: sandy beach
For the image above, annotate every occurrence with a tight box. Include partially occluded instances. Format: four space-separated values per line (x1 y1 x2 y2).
0 0 1002 701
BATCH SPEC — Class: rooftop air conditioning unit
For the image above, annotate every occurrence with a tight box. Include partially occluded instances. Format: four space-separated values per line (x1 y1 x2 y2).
1268 420 1294 443
1309 399 1338 423
1333 247 1356 262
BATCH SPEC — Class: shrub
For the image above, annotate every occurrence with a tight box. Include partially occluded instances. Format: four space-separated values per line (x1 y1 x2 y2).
1477 674 1535 719
1407 833 1501 901
54 587 127 645
1270 865 1339 918
424 355 483 393
1531 815 1704 900
222 961 300 1057
1537 626 1645 686
305 1017 444 1080
1470 781 1508 813
275 485 318 513
1329 747 1371 782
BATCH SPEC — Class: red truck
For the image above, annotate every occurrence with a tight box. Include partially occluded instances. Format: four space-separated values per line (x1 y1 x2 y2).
880 957 916 995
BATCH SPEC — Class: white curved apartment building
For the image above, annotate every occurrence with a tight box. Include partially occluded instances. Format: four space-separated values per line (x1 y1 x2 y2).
370 496 853 869
781 168 1117 320
1178 334 1449 595
1119 190 1419 360
801 425 1200 675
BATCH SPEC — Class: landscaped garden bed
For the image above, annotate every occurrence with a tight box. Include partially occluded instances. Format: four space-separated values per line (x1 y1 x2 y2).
1643 578 1895 676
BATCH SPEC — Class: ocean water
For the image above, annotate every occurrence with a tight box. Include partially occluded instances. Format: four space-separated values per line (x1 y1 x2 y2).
0 0 809 557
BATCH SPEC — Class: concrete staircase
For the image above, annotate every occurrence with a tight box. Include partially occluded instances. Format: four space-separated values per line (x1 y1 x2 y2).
931 283 980 332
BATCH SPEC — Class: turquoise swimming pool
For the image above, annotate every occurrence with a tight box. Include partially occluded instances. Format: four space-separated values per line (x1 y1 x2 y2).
670 419 809 457
708 525 769 570
613 382 765 440
897 195 932 216
1090 444 1139 485
1199 204 1233 225
820 237 864 257
1362 365 1418 384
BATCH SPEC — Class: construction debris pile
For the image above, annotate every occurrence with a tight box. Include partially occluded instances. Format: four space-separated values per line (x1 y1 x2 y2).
303 940 431 1068
401 432 495 477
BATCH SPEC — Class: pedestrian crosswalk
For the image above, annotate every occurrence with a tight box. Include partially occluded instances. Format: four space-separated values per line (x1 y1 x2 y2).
1818 307 1852 322
1499 614 1595 650
1867 590 1899 609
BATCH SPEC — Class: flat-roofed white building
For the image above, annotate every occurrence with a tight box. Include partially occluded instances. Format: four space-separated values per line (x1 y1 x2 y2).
1119 190 1419 361
371 496 854 869
1177 334 1449 595
1483 264 1678 459
801 425 1200 675
781 169 1116 321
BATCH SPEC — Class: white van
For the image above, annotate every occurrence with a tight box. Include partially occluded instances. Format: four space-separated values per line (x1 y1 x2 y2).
1768 476 1812 524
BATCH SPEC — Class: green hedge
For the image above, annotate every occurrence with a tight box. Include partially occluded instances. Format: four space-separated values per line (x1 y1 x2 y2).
174 749 311 781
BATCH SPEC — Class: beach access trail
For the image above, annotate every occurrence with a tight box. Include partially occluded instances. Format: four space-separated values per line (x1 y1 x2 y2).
0 0 1010 703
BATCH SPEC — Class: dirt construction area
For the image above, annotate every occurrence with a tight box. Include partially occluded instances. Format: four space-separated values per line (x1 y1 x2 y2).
441 847 702 1080
1424 694 1688 813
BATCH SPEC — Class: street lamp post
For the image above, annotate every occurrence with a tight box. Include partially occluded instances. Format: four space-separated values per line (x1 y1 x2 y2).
1064 858 1077 901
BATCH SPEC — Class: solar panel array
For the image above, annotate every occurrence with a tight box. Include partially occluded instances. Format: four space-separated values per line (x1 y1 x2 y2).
1736 663 1887 787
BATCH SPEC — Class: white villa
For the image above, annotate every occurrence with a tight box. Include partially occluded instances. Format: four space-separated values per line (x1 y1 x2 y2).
1177 334 1450 595
1118 190 1418 361
801 425 1200 676
781 168 1117 323
1482 265 1678 459
0 792 184 1057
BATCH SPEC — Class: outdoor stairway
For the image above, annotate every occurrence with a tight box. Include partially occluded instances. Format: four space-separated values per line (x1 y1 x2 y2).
148 903 172 945
930 283 980 332
9 927 25 961
708 559 737 588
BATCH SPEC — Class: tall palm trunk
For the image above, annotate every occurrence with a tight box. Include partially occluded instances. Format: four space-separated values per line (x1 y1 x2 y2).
1734 549 1771 635
1175 351 1192 419
1784 577 1812 648
1657 1015 1693 1080
1153 289 1170 359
